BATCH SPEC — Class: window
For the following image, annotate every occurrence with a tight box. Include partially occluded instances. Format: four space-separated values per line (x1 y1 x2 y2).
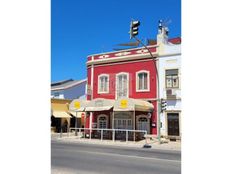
98 115 107 129
53 92 60 98
98 74 109 93
114 119 132 130
116 73 129 98
136 71 150 92
166 69 179 88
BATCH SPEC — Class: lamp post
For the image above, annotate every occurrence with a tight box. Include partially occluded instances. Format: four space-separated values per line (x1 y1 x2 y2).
133 36 161 144
129 20 161 143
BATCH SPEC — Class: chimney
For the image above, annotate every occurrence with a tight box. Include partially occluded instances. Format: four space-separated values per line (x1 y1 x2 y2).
157 20 169 55
157 20 169 45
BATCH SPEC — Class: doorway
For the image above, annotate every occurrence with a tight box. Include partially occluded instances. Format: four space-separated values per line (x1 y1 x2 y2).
167 113 179 136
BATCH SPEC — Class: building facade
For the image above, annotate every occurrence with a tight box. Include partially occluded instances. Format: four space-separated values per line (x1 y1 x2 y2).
51 79 87 100
86 45 158 136
157 24 181 140
83 23 181 140
51 79 87 132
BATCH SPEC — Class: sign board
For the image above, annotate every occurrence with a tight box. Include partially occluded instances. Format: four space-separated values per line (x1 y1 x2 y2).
74 101 80 109
120 99 128 109
95 100 103 107
87 85 92 95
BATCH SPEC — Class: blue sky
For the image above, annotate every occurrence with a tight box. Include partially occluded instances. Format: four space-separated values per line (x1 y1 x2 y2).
51 0 181 82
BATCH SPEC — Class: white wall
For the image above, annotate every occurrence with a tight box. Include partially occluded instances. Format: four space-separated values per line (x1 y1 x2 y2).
158 43 181 136
63 81 87 100
50 81 87 100
51 91 64 99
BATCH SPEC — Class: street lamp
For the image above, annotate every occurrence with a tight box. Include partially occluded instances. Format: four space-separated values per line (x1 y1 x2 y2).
129 20 161 144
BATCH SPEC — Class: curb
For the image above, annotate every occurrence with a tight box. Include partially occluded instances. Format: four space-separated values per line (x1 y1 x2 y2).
52 137 181 152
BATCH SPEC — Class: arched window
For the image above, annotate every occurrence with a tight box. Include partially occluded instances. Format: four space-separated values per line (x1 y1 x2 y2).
98 74 109 93
137 115 150 134
98 115 108 129
136 70 150 92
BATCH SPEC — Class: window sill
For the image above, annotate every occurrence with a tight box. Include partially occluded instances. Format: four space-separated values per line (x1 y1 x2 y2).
97 91 109 94
136 89 150 92
165 87 180 89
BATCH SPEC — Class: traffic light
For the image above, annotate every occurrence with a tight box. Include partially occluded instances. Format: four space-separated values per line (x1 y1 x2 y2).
130 20 140 39
160 98 167 112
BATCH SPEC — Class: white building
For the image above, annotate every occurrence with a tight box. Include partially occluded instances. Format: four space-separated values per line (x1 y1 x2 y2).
157 23 181 140
51 79 87 99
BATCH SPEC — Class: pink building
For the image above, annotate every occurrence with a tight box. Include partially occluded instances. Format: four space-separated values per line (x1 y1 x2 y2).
85 45 158 137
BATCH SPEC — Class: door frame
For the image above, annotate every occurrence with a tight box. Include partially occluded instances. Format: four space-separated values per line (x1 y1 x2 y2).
136 114 150 134
165 111 181 137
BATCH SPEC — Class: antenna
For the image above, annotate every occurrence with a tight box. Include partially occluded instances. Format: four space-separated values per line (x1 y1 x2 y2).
162 19 172 27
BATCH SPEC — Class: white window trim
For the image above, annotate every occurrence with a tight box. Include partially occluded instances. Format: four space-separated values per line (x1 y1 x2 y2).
115 72 129 99
97 114 108 128
98 74 109 94
164 68 180 89
136 70 150 92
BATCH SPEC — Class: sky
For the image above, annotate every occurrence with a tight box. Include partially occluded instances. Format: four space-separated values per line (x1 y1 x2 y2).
51 0 181 82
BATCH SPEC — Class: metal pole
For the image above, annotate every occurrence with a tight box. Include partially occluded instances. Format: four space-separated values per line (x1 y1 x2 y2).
75 111 78 136
112 111 115 142
90 112 92 140
60 119 62 138
134 111 135 142
126 130 128 143
84 114 86 139
133 36 161 144
101 129 103 141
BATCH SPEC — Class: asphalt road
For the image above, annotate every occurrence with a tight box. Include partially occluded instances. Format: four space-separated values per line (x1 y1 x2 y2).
51 140 181 174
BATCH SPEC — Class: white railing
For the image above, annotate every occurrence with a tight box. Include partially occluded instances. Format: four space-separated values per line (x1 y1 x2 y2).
68 127 147 142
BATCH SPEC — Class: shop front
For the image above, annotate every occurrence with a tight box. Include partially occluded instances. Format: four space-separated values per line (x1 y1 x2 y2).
51 98 72 133
85 98 114 139
69 99 90 131
113 98 154 140
83 98 154 141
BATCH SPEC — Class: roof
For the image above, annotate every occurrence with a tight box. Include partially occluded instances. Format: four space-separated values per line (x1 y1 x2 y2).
148 37 181 45
86 37 181 64
51 79 74 86
51 79 87 91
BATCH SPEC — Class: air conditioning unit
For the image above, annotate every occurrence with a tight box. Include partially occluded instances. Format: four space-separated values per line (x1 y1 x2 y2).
166 89 177 99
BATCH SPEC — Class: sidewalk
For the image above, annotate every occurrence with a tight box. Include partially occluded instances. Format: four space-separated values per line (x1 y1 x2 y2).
51 134 181 151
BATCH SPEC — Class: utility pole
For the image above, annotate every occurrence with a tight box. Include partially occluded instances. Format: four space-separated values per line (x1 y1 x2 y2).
129 20 161 144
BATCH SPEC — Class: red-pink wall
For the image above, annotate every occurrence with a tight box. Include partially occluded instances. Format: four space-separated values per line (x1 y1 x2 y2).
86 59 158 134
87 68 91 100
91 60 157 99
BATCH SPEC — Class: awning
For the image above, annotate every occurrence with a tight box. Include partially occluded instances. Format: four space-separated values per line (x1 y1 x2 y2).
69 99 90 112
113 98 154 112
69 111 85 118
52 111 71 118
85 98 115 111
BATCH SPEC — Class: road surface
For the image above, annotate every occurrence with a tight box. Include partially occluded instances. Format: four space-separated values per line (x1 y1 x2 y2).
51 140 181 174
